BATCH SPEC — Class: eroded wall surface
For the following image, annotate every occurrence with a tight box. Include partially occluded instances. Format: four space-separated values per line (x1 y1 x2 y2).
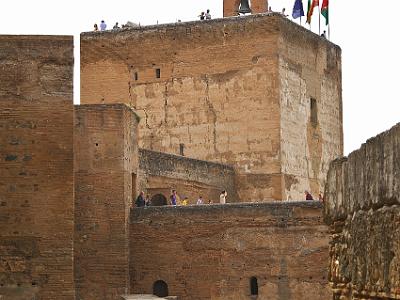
0 36 74 299
80 14 342 201
278 19 343 200
324 123 400 299
130 202 330 300
74 104 139 300
81 14 282 201
138 149 237 204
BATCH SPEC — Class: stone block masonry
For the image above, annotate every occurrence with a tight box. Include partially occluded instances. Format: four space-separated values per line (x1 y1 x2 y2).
81 13 342 202
0 36 74 299
74 104 139 300
130 201 330 300
324 123 400 299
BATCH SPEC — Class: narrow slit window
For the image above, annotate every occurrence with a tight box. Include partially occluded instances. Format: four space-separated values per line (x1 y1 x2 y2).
179 143 185 156
250 277 258 296
310 98 318 125
156 68 161 79
134 72 138 81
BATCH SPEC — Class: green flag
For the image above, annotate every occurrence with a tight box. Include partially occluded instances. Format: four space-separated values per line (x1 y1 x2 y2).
321 0 329 25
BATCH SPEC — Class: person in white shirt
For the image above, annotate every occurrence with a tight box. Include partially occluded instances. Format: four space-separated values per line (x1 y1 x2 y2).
219 190 227 204
205 9 211 20
100 20 107 31
197 196 204 205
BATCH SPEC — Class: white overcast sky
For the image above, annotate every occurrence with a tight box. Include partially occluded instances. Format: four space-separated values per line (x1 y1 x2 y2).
0 0 399 155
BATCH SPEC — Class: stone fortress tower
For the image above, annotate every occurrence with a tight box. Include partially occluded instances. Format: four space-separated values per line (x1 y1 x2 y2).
1 2 399 300
0 2 353 300
80 8 343 202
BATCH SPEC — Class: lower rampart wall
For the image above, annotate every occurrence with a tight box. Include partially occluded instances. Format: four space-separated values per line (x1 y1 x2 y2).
130 201 330 300
138 149 238 204
324 123 400 299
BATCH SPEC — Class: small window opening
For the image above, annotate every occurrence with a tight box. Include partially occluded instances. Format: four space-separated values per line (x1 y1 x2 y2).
310 98 318 125
134 72 138 81
155 68 161 79
153 280 168 297
179 143 185 156
250 277 258 296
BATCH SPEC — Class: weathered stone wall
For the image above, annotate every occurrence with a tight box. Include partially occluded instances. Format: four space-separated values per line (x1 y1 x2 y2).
138 149 237 204
0 36 74 299
324 123 400 299
130 202 330 300
278 18 343 200
223 0 268 17
74 104 139 300
80 14 342 202
80 14 282 201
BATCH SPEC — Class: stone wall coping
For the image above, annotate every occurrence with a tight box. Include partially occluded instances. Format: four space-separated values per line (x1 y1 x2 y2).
131 200 323 222
0 35 73 40
80 13 339 48
76 103 141 123
139 148 234 171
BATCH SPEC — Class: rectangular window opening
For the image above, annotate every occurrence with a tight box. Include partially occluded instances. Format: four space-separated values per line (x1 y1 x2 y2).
155 68 161 79
310 98 318 126
134 72 138 81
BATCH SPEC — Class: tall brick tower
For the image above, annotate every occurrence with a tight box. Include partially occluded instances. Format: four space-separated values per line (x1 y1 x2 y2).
223 0 268 17
80 14 343 202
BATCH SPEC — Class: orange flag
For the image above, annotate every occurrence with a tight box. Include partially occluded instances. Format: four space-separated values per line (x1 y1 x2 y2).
307 0 319 24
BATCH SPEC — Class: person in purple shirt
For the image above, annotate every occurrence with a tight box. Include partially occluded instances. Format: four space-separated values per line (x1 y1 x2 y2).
170 190 178 206
100 20 107 31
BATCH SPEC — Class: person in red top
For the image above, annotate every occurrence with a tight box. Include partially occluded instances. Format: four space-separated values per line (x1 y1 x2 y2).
304 190 314 201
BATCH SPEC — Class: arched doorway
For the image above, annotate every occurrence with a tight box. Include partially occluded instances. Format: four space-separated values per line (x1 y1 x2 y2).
153 280 168 297
150 194 168 206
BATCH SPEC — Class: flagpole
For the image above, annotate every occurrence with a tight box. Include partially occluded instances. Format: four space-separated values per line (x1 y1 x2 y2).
318 4 321 35
328 24 330 39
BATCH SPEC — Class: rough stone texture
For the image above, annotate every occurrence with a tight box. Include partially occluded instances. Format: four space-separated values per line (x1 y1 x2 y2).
130 201 330 300
80 14 342 202
74 104 139 300
223 0 268 17
324 123 400 299
278 18 343 201
0 36 74 300
138 149 238 204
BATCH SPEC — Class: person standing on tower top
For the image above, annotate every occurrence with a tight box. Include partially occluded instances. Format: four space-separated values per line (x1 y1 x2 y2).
199 12 205 20
100 20 107 31
205 9 212 20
